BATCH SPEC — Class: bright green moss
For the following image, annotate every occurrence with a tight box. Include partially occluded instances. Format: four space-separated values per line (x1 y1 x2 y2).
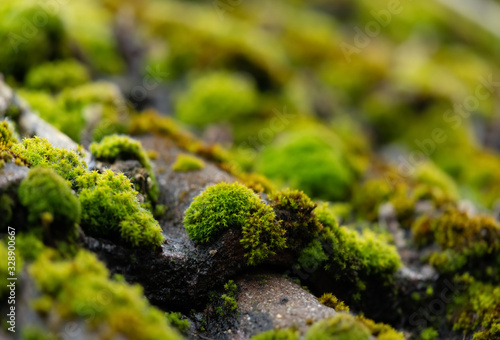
305 314 371 340
29 248 182 340
183 182 285 265
216 280 238 316
18 167 81 238
12 137 87 186
237 173 277 194
16 233 44 262
256 130 354 201
270 189 321 252
90 135 159 201
0 120 28 169
420 327 438 340
251 328 300 340
318 293 349 312
175 71 258 127
25 60 90 93
165 312 190 334
0 1 68 79
76 170 163 249
21 326 58 340
172 153 205 172
412 162 458 201
449 274 500 340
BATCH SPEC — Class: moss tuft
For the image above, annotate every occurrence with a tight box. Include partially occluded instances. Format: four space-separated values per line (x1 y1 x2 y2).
165 312 190 334
90 135 159 201
18 167 81 240
76 170 163 249
0 120 28 168
12 137 87 186
172 153 205 172
318 293 349 312
26 60 90 93
270 189 321 253
175 71 258 127
251 328 299 340
29 248 182 340
305 313 371 340
183 182 286 265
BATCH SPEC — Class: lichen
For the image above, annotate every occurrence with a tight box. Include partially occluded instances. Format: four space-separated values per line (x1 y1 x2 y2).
183 182 286 265
29 248 182 340
76 170 163 249
90 135 159 201
18 167 81 241
172 153 205 172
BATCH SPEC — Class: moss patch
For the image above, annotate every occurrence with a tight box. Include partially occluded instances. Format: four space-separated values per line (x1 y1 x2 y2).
183 182 286 265
172 153 205 172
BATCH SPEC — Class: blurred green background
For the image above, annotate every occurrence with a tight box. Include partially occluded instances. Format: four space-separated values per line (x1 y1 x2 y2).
2 0 500 213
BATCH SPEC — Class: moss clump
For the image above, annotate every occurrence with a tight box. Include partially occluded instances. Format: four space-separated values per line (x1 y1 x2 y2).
183 182 285 265
12 137 87 186
251 328 299 340
256 130 354 201
412 209 500 276
18 167 81 240
172 153 205 172
0 121 28 169
76 170 163 249
90 135 159 201
165 312 190 334
318 293 349 312
29 249 182 340
449 274 500 340
355 316 405 340
237 173 277 194
25 60 90 93
420 327 438 340
305 314 371 340
0 1 68 79
297 205 401 306
175 71 258 127
214 280 238 317
270 189 321 253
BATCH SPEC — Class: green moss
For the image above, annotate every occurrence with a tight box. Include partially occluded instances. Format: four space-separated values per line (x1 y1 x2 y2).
0 120 28 169
237 173 277 194
420 327 438 340
58 82 129 141
318 293 349 312
305 314 371 340
215 280 238 317
90 135 159 201
21 326 58 340
355 316 405 340
175 71 258 127
29 248 182 340
183 182 285 265
449 274 500 340
172 153 205 172
165 312 190 334
12 137 87 186
18 167 81 240
413 209 500 276
256 130 354 201
412 161 458 202
76 170 163 249
251 328 300 340
25 60 90 93
270 189 321 252
16 233 44 262
0 1 68 79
